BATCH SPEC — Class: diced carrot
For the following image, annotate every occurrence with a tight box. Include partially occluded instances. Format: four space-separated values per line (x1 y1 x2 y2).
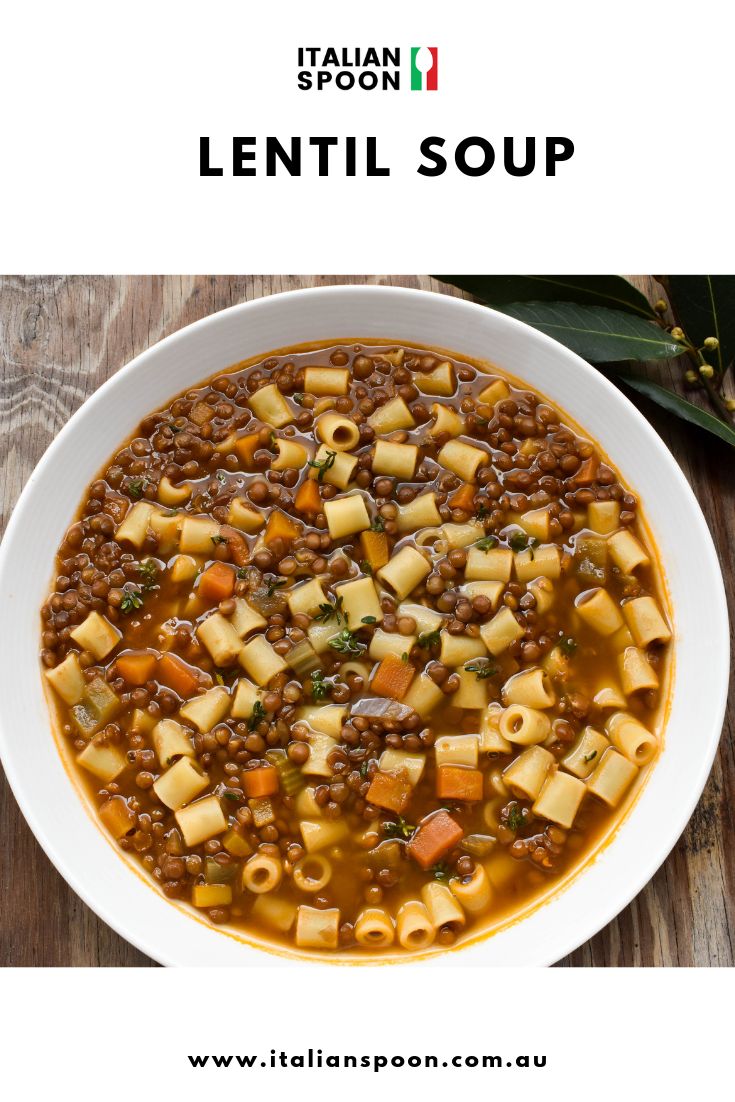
370 653 416 701
264 510 300 546
360 529 390 571
115 651 158 687
572 456 599 486
449 482 476 512
407 810 464 870
99 796 135 839
294 478 322 515
242 766 279 799
157 653 200 699
198 561 236 603
436 765 484 802
234 433 261 467
366 771 413 814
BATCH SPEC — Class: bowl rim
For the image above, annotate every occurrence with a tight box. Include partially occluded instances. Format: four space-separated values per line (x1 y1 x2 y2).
0 283 729 967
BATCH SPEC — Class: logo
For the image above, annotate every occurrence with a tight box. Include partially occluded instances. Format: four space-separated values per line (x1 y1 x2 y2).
410 47 438 91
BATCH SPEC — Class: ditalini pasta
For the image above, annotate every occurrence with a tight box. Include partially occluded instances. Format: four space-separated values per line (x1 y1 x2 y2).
41 340 672 958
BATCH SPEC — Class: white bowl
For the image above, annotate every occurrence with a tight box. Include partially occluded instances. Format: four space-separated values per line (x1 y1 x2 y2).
0 285 728 967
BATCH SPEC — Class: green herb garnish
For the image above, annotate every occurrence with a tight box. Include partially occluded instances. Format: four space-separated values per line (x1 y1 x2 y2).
507 804 525 832
308 449 337 483
314 596 344 624
292 392 305 405
476 503 491 522
465 659 498 680
310 670 329 702
430 862 450 881
370 515 386 532
559 635 578 656
583 750 598 763
509 532 539 554
210 534 227 546
361 615 377 624
384 816 415 840
248 700 266 730
127 478 146 500
223 790 241 801
328 629 366 656
359 760 370 778
476 535 499 552
120 589 144 614
360 560 373 575
401 652 409 662
417 629 441 650
136 560 158 590
266 577 288 598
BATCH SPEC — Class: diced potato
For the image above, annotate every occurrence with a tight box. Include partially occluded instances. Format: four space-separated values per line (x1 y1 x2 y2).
70 612 122 661
300 819 350 853
170 554 200 585
379 749 426 786
415 361 455 396
44 652 85 705
77 739 128 783
287 578 326 619
252 894 297 932
180 516 221 554
175 795 227 846
231 678 262 720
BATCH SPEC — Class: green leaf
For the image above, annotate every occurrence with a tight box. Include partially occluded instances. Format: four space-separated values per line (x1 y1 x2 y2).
619 374 735 449
665 275 735 374
435 275 656 319
496 302 687 363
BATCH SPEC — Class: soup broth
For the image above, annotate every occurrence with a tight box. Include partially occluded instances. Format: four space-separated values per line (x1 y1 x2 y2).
40 341 672 957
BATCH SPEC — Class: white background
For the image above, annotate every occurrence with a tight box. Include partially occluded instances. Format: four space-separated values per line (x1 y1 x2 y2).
1 0 733 271
1 967 731 1097
1 1 733 1093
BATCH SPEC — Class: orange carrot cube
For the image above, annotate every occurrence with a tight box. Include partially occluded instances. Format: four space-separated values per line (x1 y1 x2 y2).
264 510 300 546
157 653 200 699
360 529 390 571
114 651 158 687
234 433 260 467
449 482 476 512
198 561 236 603
407 810 464 870
370 654 415 700
366 771 413 814
436 765 484 802
294 479 322 515
242 766 279 799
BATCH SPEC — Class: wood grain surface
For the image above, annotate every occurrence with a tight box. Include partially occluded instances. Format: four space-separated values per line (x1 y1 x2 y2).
1 274 732 967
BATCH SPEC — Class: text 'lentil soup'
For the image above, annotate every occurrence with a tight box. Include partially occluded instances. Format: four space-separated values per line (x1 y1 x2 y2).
41 342 672 957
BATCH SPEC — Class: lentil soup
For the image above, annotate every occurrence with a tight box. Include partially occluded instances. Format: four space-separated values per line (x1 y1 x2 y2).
40 341 672 957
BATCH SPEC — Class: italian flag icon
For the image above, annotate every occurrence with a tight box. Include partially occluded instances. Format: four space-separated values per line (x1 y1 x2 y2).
410 47 438 91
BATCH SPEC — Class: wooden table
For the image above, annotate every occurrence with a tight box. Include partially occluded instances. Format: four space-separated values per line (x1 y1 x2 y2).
1 275 732 966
